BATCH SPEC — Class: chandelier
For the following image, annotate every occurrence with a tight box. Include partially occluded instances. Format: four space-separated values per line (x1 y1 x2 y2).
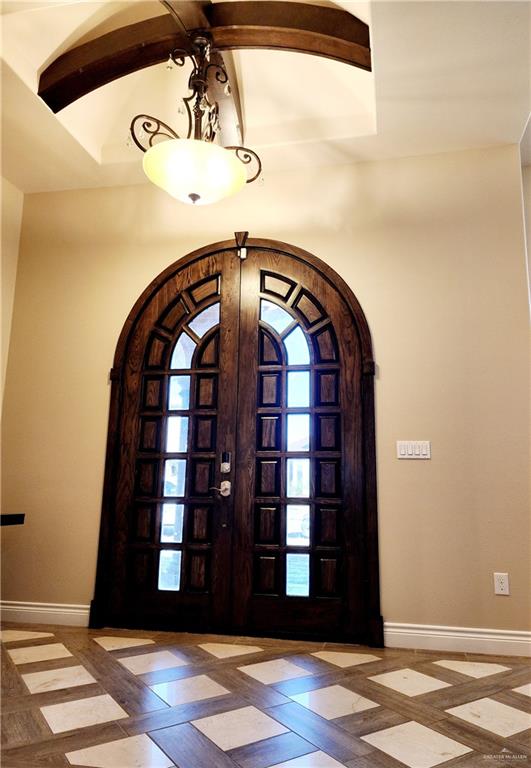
130 33 261 205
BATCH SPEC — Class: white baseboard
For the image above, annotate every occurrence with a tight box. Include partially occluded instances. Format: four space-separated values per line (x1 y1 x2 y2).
1 602 529 656
0 601 90 627
384 622 531 657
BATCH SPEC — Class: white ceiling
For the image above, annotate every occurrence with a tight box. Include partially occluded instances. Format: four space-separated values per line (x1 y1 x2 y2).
1 0 530 193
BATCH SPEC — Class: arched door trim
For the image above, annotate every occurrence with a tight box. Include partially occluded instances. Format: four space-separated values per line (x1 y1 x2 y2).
91 237 383 647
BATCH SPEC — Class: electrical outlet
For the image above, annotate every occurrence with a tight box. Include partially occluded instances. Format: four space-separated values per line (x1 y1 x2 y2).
493 572 510 595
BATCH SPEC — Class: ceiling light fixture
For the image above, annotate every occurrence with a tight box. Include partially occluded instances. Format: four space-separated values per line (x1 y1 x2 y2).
130 33 261 205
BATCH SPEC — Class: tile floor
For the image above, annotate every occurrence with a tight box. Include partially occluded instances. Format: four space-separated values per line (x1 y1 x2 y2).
1 623 530 768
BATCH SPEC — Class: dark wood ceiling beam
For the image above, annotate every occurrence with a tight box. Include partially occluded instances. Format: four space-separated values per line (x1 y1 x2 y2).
38 1 371 114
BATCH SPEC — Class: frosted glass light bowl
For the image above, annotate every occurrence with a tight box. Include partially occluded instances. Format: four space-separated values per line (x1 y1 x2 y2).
143 139 247 205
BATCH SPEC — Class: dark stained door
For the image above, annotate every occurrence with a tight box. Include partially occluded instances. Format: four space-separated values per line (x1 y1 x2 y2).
91 239 382 645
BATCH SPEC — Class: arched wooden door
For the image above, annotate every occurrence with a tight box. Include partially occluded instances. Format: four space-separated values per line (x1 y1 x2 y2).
91 238 383 646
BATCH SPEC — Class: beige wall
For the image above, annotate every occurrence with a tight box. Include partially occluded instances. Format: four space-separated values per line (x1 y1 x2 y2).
1 176 23 407
2 144 529 630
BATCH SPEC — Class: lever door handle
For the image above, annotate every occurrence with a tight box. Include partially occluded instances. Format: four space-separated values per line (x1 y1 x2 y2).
210 480 231 497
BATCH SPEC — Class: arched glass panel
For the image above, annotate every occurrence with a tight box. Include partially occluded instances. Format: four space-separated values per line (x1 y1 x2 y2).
284 326 310 365
171 333 196 369
188 303 220 338
260 299 293 334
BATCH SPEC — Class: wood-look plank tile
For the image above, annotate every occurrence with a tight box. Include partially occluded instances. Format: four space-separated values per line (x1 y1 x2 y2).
72 645 168 715
149 721 238 768
335 706 409 737
265 702 374 761
122 692 248 736
1 709 50 749
1 649 27 699
226 731 317 768
1 722 127 762
210 666 292 708
1 683 104 714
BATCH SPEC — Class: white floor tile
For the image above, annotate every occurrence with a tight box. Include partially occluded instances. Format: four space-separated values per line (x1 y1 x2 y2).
238 658 312 684
369 668 451 697
150 674 230 706
7 642 73 665
192 705 289 750
512 683 531 698
311 651 380 668
40 693 128 734
118 650 187 675
0 630 54 643
361 720 472 768
66 733 174 767
446 697 531 737
93 636 155 651
199 642 263 658
433 660 510 678
270 751 346 768
290 684 379 720
22 665 96 694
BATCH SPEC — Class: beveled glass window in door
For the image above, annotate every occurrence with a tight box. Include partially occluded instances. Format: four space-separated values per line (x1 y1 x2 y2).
156 291 221 592
254 278 342 600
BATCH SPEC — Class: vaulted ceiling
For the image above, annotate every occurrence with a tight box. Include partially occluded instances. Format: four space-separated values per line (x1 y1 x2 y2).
1 0 529 193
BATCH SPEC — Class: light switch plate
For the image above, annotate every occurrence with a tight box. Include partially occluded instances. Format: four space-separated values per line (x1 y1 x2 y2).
396 440 431 459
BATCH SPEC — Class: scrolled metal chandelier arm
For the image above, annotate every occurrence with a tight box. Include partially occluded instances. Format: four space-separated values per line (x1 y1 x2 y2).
225 146 262 183
129 30 262 203
130 114 180 152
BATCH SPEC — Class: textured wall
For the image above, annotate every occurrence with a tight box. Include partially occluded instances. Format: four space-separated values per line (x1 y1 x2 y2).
2 145 529 630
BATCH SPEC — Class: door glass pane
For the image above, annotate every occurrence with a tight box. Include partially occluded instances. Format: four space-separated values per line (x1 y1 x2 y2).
287 414 310 451
168 375 190 409
188 303 220 338
166 416 188 453
160 504 184 543
163 459 186 496
158 550 182 591
284 326 310 365
171 333 196 369
286 505 310 547
287 371 310 407
286 554 310 596
260 300 293 334
286 458 310 497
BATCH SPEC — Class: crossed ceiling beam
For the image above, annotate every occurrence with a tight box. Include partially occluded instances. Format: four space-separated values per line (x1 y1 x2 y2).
38 1 371 114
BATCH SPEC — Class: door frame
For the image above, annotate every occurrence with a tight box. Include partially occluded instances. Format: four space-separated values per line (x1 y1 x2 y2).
90 237 383 647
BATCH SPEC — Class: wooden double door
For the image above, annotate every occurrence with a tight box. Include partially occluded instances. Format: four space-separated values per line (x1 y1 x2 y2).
91 238 382 645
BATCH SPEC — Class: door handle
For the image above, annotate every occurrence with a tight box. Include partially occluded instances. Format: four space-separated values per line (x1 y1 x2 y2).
210 480 231 497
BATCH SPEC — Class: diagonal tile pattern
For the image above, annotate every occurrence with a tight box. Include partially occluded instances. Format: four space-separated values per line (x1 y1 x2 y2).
446 697 531 737
118 650 188 675
93 636 155 651
7 642 73 665
361 720 473 767
289 685 379 720
238 658 312 685
40 693 129 733
311 651 381 668
65 733 174 767
433 659 510 678
22 664 96 693
369 668 452 696
199 642 264 658
150 674 230 706
1 623 530 768
192 705 290 750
